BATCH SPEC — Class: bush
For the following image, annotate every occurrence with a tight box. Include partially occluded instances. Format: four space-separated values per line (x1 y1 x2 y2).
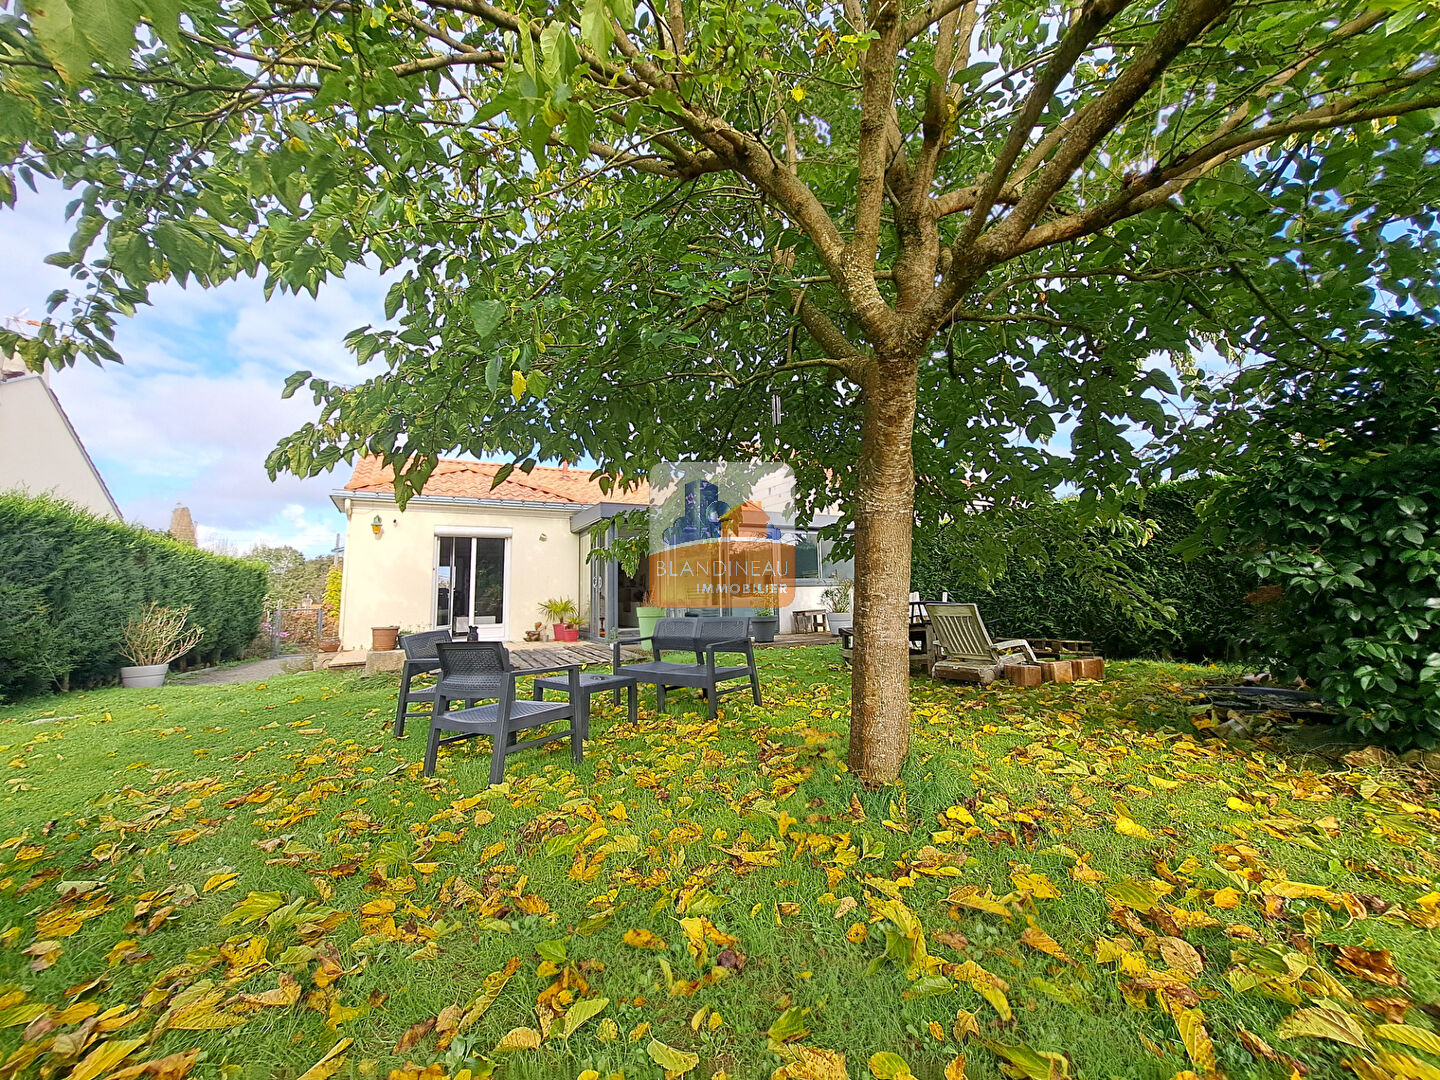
1203 321 1440 746
0 494 267 700
911 483 1253 660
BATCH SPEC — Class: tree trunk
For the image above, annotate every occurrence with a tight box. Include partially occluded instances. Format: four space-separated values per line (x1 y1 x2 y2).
848 356 919 784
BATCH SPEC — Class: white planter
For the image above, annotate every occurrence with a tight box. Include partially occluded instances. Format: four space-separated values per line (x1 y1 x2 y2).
120 663 169 689
825 612 853 634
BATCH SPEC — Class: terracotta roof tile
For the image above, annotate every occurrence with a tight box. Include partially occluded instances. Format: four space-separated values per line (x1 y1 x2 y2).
343 456 649 506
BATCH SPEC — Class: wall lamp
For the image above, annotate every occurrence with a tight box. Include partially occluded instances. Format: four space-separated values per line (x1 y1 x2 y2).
371 515 383 537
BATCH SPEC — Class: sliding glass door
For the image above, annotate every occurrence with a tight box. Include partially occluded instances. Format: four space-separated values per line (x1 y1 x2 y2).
435 535 508 640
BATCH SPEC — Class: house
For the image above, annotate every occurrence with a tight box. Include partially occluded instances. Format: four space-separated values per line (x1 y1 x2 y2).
331 456 853 648
0 350 121 520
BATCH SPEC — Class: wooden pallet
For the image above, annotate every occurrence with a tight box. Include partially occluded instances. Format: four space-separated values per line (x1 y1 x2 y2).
1025 638 1099 659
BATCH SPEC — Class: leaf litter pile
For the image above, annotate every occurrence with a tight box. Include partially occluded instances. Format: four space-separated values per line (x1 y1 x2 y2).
0 649 1437 1080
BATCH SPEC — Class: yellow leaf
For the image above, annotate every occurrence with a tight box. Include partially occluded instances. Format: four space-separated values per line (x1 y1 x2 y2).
511 370 527 400
1019 925 1073 964
296 1038 352 1080
1211 887 1242 910
952 1009 979 1042
1115 816 1152 839
1175 1008 1216 1074
1275 1007 1370 1049
493 1027 542 1052
869 1052 914 1079
204 872 238 893
623 928 668 950
647 1038 700 1076
944 1056 967 1080
772 1046 847 1080
69 1037 146 1080
1376 1024 1440 1057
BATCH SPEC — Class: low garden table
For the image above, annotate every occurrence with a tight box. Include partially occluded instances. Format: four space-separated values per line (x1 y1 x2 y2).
532 670 638 727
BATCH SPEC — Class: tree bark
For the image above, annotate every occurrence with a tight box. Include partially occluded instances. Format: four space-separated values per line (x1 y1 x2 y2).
848 356 919 784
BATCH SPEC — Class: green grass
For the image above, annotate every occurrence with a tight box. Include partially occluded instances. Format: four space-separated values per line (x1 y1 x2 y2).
0 649 1437 1080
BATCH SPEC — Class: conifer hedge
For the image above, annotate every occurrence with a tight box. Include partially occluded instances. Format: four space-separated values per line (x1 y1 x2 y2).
0 494 266 700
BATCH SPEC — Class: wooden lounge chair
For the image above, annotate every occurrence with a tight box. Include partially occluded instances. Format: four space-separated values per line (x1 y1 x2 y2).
925 603 1038 684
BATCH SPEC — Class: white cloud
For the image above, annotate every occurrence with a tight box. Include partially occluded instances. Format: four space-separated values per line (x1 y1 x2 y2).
2 181 393 556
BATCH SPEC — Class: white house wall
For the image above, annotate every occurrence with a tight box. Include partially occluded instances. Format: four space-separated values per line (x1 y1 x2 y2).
0 375 120 520
337 497 584 649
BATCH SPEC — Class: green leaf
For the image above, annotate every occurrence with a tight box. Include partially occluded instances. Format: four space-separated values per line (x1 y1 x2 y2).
535 939 567 963
559 996 608 1039
27 0 91 84
470 299 505 340
280 370 313 399
72 0 139 69
580 0 613 56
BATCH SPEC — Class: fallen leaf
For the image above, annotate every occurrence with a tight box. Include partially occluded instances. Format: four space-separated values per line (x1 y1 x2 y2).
647 1038 700 1076
1275 1007 1370 1049
295 1038 352 1080
493 1027 542 1051
623 929 668 950
1174 1008 1216 1075
1019 925 1073 964
868 1052 914 1079
1328 945 1408 988
394 1017 435 1054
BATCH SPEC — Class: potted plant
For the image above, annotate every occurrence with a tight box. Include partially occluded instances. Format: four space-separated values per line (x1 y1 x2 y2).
539 598 579 641
558 609 584 643
748 607 779 643
635 591 665 642
822 578 853 634
371 625 401 651
120 602 204 688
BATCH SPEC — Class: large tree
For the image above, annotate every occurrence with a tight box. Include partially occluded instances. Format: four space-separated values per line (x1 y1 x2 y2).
2 0 1437 780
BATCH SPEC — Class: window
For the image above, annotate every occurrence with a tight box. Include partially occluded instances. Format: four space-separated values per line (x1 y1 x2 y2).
788 530 852 585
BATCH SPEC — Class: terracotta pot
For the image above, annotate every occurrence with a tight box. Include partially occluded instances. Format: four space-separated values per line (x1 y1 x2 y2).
319 639 341 653
371 626 400 652
554 624 580 642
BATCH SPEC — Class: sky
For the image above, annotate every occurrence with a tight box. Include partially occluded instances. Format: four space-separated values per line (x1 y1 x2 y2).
3 181 389 556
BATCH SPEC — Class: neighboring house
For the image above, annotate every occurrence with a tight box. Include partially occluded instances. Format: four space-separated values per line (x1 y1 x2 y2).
332 456 852 648
0 351 121 520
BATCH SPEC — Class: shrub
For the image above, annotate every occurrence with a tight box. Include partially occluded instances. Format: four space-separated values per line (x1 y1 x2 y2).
0 494 266 700
1202 320 1440 746
911 483 1252 660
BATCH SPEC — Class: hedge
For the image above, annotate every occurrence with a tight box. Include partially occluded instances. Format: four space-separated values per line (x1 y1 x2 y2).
0 493 267 700
911 483 1253 660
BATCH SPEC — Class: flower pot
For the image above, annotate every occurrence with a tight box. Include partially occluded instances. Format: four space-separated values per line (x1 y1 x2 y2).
636 605 665 642
825 612 853 635
318 639 341 654
120 663 169 689
554 624 580 643
371 626 400 652
748 615 779 643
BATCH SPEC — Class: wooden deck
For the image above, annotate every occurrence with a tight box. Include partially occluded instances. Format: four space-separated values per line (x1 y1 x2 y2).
317 632 831 675
756 632 835 649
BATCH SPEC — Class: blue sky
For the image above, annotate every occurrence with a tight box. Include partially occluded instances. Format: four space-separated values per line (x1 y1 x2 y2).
4 182 388 555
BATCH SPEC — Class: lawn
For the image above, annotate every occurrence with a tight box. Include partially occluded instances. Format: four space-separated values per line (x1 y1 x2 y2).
0 647 1437 1080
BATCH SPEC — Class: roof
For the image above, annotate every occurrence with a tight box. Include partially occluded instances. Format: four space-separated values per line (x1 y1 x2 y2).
342 456 649 506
